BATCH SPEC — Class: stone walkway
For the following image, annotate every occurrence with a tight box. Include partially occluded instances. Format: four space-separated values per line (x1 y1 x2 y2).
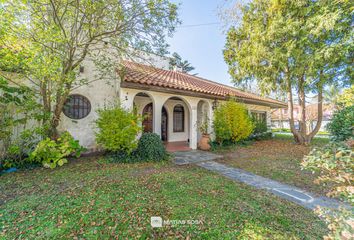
173 151 348 210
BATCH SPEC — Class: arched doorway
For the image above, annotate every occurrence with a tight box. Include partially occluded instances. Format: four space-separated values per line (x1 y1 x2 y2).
162 96 191 150
161 107 168 142
142 103 153 133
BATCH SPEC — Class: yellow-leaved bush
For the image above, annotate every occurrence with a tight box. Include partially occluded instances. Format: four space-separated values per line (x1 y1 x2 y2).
213 101 254 144
95 103 142 153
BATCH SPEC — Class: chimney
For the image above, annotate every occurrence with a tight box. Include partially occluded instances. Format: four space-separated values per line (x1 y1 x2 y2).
173 65 182 72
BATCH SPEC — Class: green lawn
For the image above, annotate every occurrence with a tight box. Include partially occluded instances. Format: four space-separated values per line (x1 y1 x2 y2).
0 157 327 239
217 134 331 196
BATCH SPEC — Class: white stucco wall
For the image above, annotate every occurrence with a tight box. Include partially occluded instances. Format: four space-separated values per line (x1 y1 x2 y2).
58 58 118 151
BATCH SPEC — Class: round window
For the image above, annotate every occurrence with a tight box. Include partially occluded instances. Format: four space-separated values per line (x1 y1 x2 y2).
63 94 91 119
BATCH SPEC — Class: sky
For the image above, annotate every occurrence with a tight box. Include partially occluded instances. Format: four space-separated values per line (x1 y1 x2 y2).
167 0 233 86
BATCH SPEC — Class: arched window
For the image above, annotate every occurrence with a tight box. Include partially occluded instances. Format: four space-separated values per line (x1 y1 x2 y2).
63 94 91 119
173 104 184 132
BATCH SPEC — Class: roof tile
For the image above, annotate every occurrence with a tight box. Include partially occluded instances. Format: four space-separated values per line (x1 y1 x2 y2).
121 61 286 107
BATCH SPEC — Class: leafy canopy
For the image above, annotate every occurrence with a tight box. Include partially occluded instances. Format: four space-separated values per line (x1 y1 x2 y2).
224 0 353 94
223 0 353 144
169 52 196 74
0 0 179 137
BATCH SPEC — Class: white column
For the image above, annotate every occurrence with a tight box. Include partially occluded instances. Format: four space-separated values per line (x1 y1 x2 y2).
189 104 198 150
153 101 164 137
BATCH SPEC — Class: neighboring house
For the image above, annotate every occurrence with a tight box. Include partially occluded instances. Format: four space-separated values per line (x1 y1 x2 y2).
271 103 334 132
58 54 286 151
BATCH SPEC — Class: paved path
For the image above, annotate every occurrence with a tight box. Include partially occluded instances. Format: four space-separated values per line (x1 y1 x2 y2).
174 151 348 211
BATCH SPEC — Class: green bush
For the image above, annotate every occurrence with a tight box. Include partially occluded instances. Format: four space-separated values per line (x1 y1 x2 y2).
105 151 138 164
251 117 267 134
95 104 142 153
249 132 273 141
135 133 169 162
213 101 254 144
105 133 169 163
29 132 84 169
0 77 49 169
326 105 354 142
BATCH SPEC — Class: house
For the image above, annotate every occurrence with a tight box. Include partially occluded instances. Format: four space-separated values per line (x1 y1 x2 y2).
58 54 286 151
271 103 334 132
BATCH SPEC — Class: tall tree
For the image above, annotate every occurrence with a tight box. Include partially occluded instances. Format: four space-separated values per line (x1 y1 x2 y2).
0 0 179 138
224 0 353 145
323 84 341 109
169 52 196 74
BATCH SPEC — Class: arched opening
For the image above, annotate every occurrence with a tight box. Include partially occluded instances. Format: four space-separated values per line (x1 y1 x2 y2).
162 96 191 151
142 103 153 132
197 100 211 143
133 92 154 133
173 104 185 132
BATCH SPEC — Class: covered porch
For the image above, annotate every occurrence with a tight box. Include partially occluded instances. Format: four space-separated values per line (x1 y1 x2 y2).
119 88 213 150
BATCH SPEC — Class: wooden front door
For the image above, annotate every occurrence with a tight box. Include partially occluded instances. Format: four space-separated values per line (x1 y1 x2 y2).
161 107 168 142
142 103 153 133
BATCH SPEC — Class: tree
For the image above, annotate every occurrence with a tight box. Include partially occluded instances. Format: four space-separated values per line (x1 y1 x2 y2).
337 85 354 108
0 0 179 139
169 52 196 74
223 0 353 145
324 84 340 104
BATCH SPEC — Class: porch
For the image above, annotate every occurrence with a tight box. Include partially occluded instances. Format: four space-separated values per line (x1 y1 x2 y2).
120 88 213 150
164 141 191 152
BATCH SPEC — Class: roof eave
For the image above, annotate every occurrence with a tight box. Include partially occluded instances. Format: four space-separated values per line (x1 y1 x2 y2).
121 81 287 108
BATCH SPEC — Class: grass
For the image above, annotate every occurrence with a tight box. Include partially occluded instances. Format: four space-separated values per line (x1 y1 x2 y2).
217 134 331 196
0 157 327 239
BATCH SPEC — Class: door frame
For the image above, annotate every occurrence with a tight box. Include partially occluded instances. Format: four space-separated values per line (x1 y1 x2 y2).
161 106 168 142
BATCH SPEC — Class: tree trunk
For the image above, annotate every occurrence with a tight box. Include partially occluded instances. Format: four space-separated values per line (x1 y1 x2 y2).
297 75 308 145
49 91 70 140
286 74 302 143
307 84 323 141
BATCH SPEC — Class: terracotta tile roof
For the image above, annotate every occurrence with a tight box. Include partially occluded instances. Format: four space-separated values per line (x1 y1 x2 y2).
120 61 287 108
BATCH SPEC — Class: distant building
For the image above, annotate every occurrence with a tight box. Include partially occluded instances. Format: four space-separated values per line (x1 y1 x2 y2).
271 103 334 132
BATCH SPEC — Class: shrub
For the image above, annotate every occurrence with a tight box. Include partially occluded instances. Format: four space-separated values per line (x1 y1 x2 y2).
29 132 84 169
302 142 353 239
105 151 138 164
251 117 267 134
135 133 169 162
105 133 169 163
249 132 273 141
326 105 354 142
95 104 142 153
0 77 49 169
213 101 254 144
